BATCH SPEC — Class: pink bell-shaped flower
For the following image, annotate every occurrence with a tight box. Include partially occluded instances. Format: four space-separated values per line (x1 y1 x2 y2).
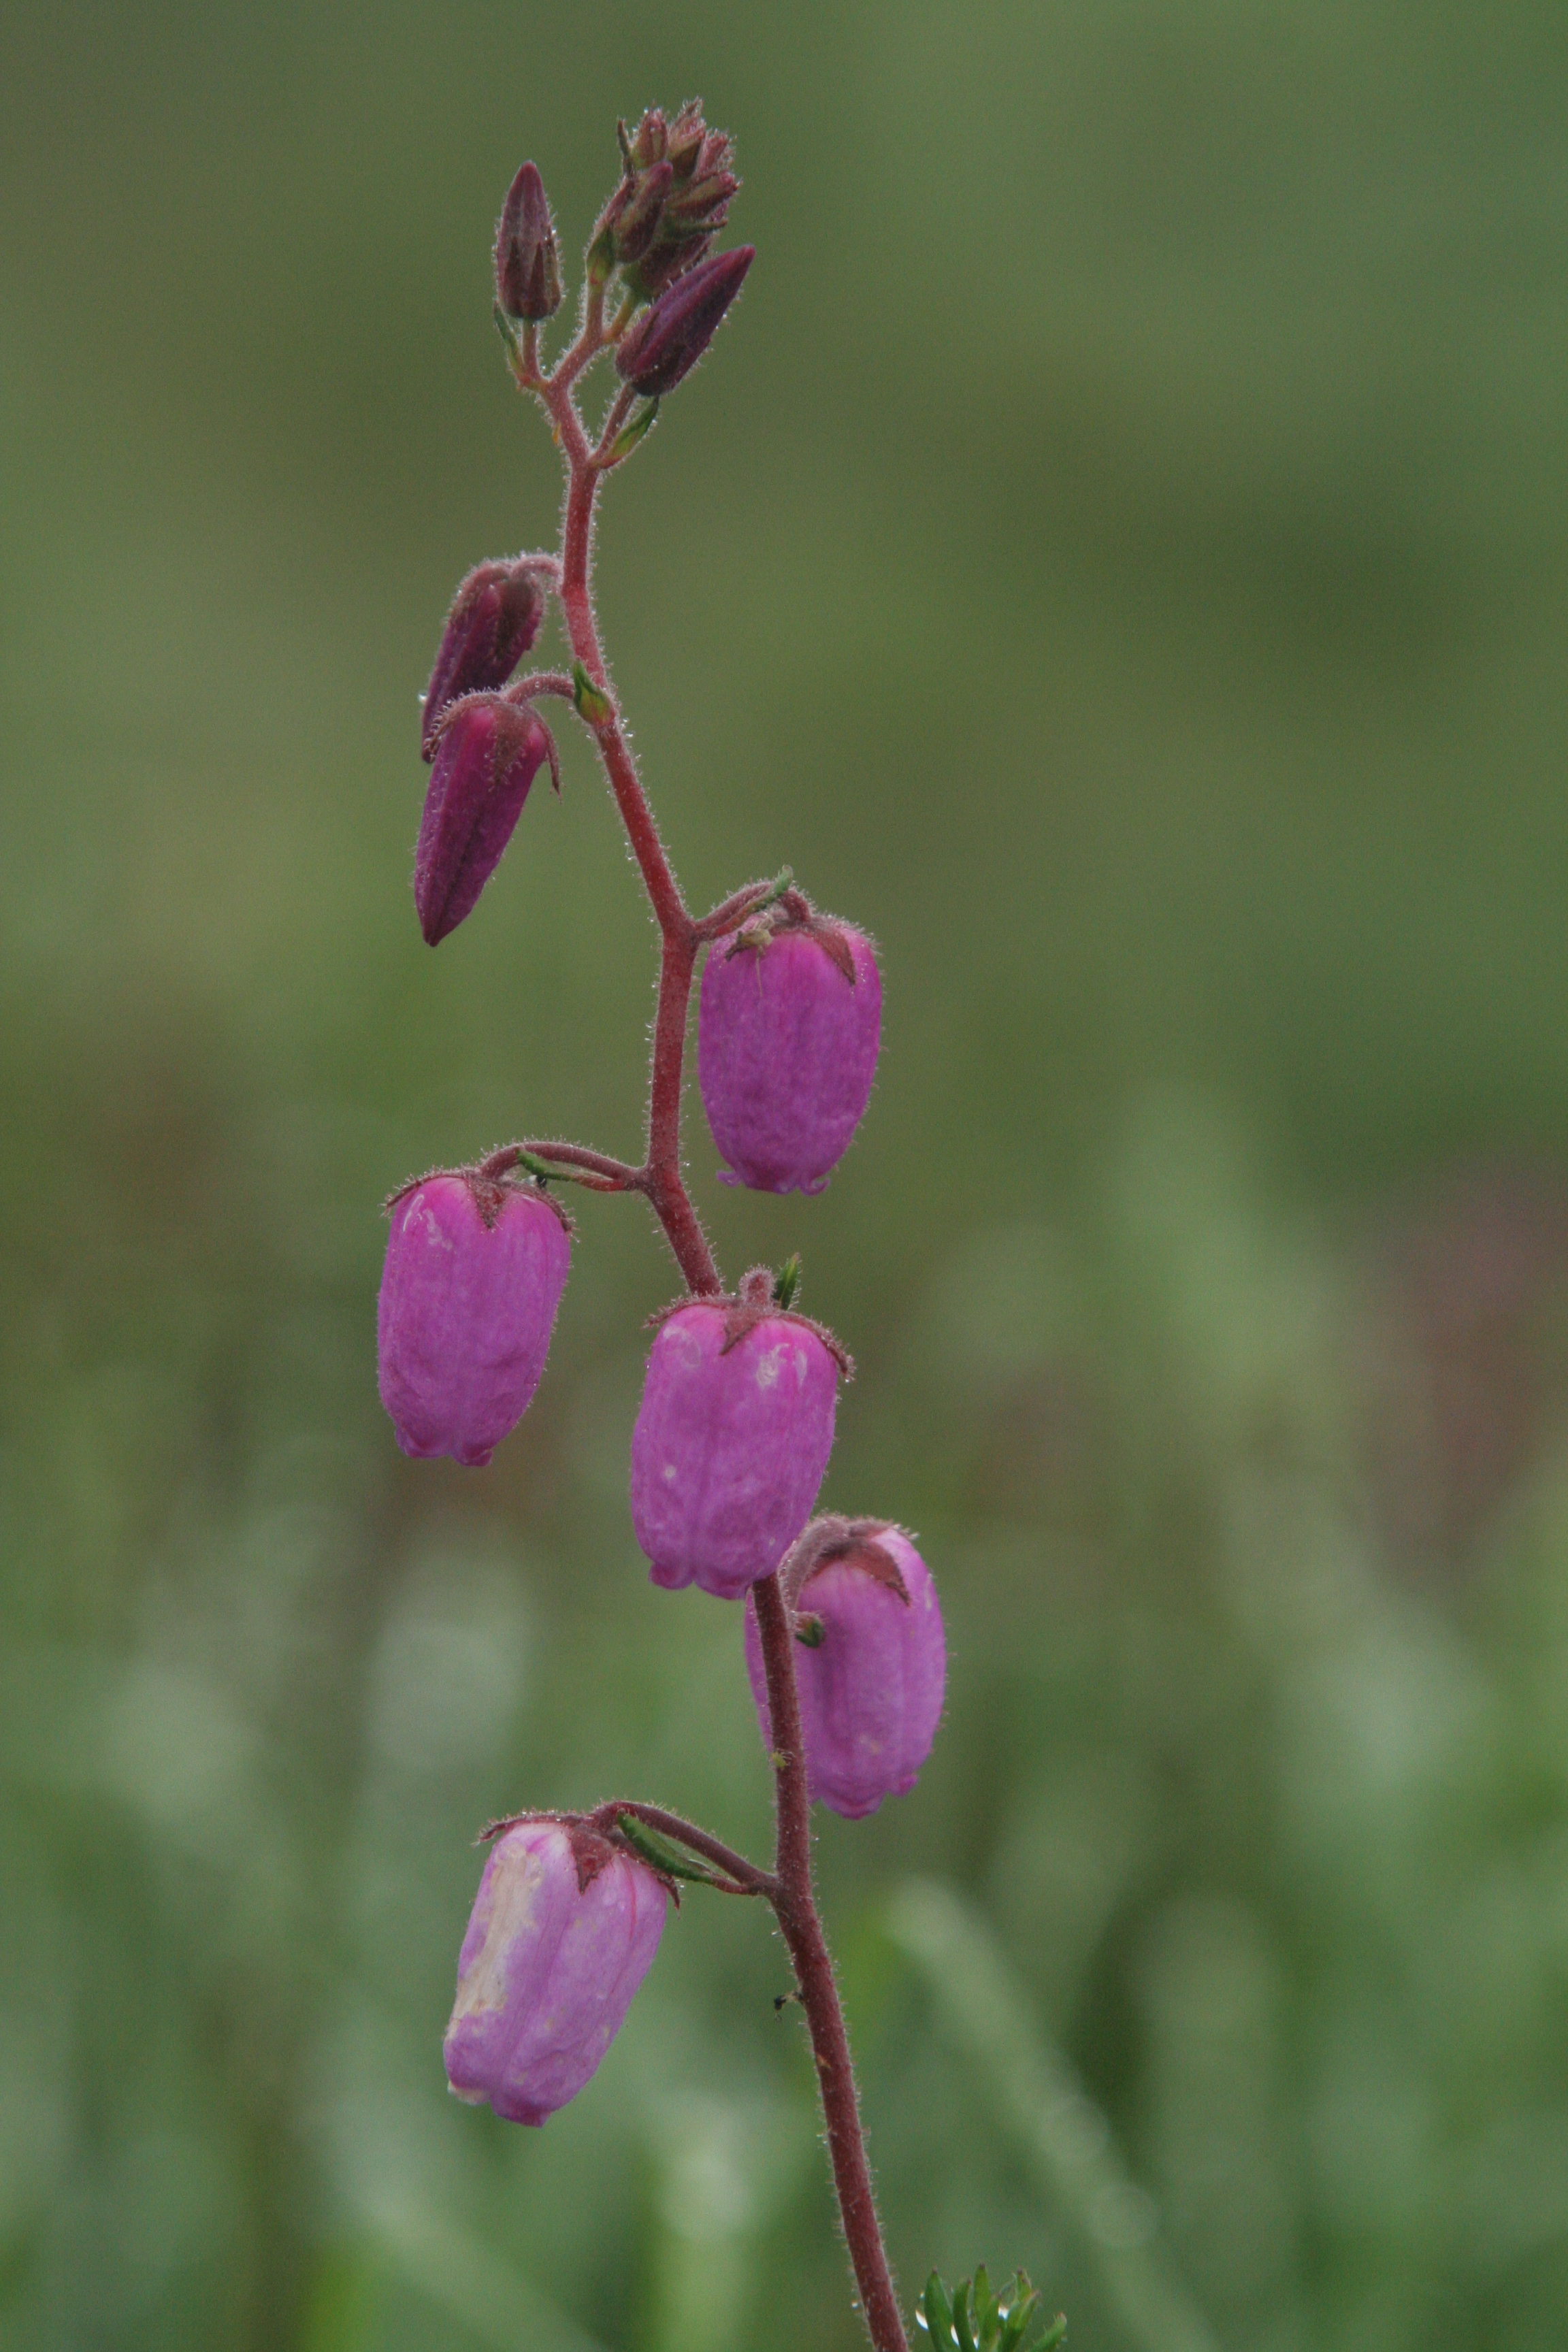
377 1166 570 1466
699 903 881 1194
630 1271 848 1599
444 1818 667 2125
745 1520 945 1818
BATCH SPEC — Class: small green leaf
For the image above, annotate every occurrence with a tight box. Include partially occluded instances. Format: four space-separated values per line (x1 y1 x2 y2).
952 2281 978 2352
994 2271 1035 2351
996 2283 1042 2352
585 222 616 289
572 662 613 725
772 1253 802 1311
1034 2319 1066 2351
613 1814 728 1886
972 2267 994 2330
921 2274 956 2347
604 396 659 465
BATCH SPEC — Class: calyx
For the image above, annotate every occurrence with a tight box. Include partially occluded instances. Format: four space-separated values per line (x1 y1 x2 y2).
723 887 860 985
645 1264 854 1377
778 1516 911 1616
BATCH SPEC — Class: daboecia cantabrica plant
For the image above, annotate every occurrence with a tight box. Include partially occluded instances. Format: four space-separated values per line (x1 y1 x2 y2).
377 105 1063 2352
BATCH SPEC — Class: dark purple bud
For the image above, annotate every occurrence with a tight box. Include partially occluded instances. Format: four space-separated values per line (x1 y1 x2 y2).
615 246 754 397
668 105 730 184
664 167 738 231
700 915 881 1194
607 159 674 266
378 1170 571 1466
444 1818 666 2123
630 1291 841 1599
620 107 738 302
745 1523 945 1818
414 694 553 945
421 559 551 759
625 231 713 305
627 108 668 170
495 161 563 322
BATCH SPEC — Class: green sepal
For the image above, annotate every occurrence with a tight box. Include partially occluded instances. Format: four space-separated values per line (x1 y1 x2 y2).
613 1813 730 1886
772 1253 802 1311
605 397 659 465
952 2279 978 2352
572 662 614 725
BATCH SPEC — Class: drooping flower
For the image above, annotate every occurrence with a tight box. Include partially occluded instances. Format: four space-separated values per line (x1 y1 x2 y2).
699 907 881 1194
745 1520 945 1818
414 693 556 945
444 1818 667 2125
630 1271 847 1599
377 1166 570 1465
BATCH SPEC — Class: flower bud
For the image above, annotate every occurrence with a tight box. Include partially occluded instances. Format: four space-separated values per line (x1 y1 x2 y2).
620 103 738 301
625 233 713 305
699 911 881 1194
495 161 563 322
630 1278 844 1599
627 108 669 169
444 1818 667 2125
605 158 674 267
421 559 551 759
414 694 555 945
614 246 754 397
745 1522 945 1818
378 1169 570 1465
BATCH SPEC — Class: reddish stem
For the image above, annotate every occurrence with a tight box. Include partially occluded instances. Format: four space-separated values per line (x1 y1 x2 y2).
482 1139 642 1190
525 336 908 2352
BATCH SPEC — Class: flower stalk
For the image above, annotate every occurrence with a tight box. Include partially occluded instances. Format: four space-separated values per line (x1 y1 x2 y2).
387 119 929 2352
518 187 909 2352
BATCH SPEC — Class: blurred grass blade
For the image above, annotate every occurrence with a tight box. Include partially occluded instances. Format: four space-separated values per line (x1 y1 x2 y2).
887 1880 1221 2352
353 2181 609 2352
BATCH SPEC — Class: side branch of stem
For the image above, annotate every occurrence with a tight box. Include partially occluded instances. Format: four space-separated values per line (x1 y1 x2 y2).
593 1800 777 1897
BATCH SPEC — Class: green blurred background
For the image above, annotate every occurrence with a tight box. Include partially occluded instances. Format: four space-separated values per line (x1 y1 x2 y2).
6 3 1568 2347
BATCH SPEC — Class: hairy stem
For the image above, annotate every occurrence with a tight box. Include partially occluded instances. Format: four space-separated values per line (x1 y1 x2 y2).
479 1140 643 1192
527 338 907 2352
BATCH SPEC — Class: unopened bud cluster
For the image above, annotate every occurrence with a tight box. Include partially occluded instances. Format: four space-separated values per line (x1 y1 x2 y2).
376 112 947 2163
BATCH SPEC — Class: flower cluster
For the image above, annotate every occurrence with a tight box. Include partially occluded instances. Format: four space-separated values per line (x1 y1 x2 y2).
376 112 950 2351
